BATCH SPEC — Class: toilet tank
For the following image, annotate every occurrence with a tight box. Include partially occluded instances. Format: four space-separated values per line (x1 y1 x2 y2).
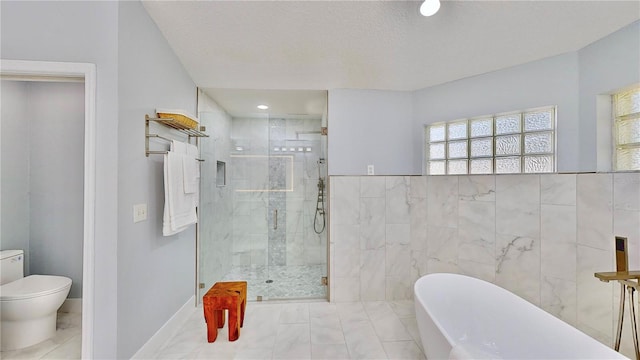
0 250 25 285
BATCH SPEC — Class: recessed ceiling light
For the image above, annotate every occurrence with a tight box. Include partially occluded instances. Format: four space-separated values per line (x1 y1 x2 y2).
420 0 440 16
257 104 269 110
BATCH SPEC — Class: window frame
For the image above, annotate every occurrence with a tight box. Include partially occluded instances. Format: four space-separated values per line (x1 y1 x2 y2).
424 106 557 175
612 87 640 172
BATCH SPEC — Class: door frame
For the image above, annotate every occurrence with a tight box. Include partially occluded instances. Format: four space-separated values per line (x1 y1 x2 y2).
1 59 96 359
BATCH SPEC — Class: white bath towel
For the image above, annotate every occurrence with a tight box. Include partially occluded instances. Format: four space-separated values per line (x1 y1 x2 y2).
170 140 188 154
170 141 200 195
182 144 200 195
163 151 197 236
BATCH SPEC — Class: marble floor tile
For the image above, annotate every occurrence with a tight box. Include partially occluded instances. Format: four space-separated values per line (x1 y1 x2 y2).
234 328 278 351
310 316 346 345
40 336 81 360
273 320 311 359
272 342 311 359
388 300 415 319
342 320 388 359
308 301 338 318
363 302 413 342
311 343 350 359
195 341 239 359
149 299 429 360
336 302 370 325
234 347 275 360
279 303 310 324
0 339 63 360
275 323 311 346
399 317 422 351
381 340 425 360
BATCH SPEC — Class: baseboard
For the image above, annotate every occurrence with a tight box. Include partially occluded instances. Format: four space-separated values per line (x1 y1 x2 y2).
60 298 83 313
131 295 196 359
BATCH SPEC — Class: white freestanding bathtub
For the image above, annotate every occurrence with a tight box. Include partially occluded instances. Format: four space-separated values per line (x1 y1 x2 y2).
414 273 627 359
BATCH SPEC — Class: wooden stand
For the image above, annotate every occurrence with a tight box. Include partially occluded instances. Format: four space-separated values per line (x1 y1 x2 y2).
203 281 247 342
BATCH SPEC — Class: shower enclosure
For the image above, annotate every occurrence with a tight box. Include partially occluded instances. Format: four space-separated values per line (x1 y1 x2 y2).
198 111 328 301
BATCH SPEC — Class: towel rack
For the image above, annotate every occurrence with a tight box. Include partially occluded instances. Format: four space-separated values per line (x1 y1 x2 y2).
145 114 208 160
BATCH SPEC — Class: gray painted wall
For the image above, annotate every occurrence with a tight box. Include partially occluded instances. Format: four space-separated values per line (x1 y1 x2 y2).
1 2 120 357
413 52 580 173
29 82 84 298
328 89 414 175
1 81 30 270
117 2 197 358
329 21 639 175
578 21 640 172
1 1 199 357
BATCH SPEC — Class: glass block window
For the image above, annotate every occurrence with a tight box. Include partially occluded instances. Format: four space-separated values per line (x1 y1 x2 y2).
425 107 556 175
614 87 640 171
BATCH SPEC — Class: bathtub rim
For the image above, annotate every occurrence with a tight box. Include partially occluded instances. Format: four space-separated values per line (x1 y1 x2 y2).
413 272 628 360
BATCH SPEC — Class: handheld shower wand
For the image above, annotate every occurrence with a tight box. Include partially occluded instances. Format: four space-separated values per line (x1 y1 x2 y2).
313 158 326 234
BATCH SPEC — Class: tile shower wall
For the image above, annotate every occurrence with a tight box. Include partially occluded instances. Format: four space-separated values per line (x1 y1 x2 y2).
268 118 287 266
199 110 234 295
231 117 326 267
330 173 640 355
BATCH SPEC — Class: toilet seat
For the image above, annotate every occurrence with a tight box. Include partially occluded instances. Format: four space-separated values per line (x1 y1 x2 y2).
0 275 72 301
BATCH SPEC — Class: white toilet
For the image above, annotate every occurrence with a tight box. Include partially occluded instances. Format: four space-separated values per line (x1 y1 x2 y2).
0 250 72 351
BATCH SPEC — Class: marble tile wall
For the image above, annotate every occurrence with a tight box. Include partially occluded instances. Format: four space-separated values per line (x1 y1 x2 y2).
329 173 640 356
198 110 234 298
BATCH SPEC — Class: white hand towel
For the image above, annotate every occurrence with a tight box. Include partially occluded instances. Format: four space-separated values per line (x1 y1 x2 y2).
163 151 197 236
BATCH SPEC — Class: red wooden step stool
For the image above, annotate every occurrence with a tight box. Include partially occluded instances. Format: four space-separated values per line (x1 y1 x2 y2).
202 281 247 342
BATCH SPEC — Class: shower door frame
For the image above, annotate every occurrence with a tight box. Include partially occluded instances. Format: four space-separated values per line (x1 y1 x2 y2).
264 115 329 300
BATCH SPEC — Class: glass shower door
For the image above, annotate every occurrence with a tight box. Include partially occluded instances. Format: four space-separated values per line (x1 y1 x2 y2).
265 117 287 298
264 116 327 300
208 113 328 301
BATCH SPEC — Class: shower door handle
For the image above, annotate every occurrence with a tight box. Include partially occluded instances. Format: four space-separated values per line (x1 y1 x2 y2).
274 209 278 230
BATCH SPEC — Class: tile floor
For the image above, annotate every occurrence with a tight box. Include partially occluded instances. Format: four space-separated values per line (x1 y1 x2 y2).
152 300 425 360
0 311 82 360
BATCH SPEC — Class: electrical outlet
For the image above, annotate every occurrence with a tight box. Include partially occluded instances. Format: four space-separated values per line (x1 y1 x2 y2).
367 165 375 175
133 203 147 223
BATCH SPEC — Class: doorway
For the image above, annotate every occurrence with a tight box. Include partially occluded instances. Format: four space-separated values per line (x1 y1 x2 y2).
0 60 96 359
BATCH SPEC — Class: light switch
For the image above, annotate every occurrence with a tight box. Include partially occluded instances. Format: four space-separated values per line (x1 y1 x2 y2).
133 203 147 223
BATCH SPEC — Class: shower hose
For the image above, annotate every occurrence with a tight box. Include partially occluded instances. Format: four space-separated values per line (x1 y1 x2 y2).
313 177 326 234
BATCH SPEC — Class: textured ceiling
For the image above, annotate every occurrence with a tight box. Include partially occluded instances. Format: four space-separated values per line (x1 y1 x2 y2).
142 1 639 115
